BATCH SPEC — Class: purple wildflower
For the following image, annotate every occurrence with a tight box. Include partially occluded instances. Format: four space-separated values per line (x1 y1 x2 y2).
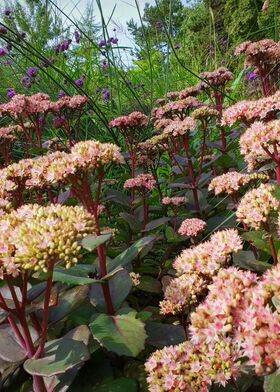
102 88 110 101
0 48 8 57
6 88 15 98
156 20 162 29
174 44 181 49
75 79 84 87
0 27 7 34
27 67 38 78
111 37 118 44
74 31 80 43
58 90 66 98
98 39 106 48
4 8 11 16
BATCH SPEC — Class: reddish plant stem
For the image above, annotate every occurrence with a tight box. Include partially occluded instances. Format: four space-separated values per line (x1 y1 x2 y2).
0 292 26 350
142 194 148 231
130 149 136 213
264 223 278 265
182 134 200 215
6 279 35 358
180 315 188 341
79 171 115 316
34 262 54 359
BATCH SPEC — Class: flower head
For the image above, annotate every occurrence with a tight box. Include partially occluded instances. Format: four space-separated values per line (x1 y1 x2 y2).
178 218 207 237
239 119 280 170
124 173 155 192
0 204 96 275
236 184 279 230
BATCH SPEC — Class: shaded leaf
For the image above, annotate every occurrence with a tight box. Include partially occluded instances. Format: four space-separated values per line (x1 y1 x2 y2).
146 322 185 348
48 286 89 324
109 236 156 272
119 212 142 233
81 233 112 252
143 217 170 232
138 276 162 294
90 313 147 357
242 231 272 254
264 373 280 392
24 337 89 377
93 377 138 392
89 269 132 312
233 251 272 272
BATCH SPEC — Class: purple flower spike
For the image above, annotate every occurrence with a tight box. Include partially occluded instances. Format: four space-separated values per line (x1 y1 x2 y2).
98 39 106 48
7 88 16 98
4 8 12 16
75 79 84 87
74 31 80 43
58 90 66 98
27 67 38 78
0 27 7 34
156 20 162 29
102 88 110 101
0 48 8 57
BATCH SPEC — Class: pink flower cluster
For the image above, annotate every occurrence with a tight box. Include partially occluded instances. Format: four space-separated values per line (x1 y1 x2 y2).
191 106 219 121
208 171 251 195
0 93 88 119
236 183 279 230
145 336 240 392
147 264 280 391
234 39 280 67
222 91 280 126
201 67 233 87
162 196 188 206
174 228 242 276
163 117 197 138
109 111 148 129
124 173 156 192
152 97 203 120
178 218 207 237
0 141 124 196
179 83 205 99
239 119 280 170
160 272 207 315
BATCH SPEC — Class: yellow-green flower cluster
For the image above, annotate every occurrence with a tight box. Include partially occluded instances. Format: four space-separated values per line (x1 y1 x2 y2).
0 204 96 275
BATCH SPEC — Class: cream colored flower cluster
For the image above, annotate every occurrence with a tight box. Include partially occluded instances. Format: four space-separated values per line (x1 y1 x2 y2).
239 119 280 170
236 183 279 230
0 204 96 276
0 140 124 195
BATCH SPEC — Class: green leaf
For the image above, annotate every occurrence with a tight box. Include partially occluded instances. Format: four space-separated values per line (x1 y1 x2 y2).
48 286 89 324
89 269 133 312
242 231 272 254
81 233 112 252
146 322 185 348
24 337 90 377
119 212 142 233
105 189 131 207
264 373 280 392
93 377 138 392
143 217 170 232
90 313 147 357
52 265 101 285
0 325 27 362
108 236 156 272
233 251 272 272
138 276 162 294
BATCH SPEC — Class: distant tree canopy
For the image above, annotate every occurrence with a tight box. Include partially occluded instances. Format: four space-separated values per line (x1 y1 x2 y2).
128 0 279 58
1 0 66 48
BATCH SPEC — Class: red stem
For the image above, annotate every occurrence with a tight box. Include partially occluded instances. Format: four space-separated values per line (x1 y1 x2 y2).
264 223 278 265
34 262 54 359
182 134 200 215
